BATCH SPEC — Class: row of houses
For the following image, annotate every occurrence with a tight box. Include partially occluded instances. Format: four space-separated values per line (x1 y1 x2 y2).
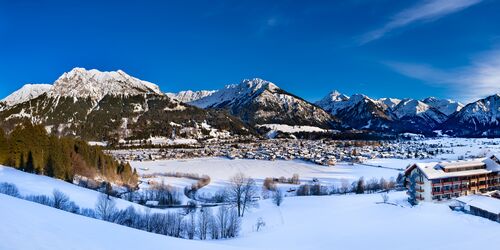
110 139 452 166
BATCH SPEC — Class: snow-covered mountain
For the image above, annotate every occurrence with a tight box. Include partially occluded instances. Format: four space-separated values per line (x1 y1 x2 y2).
188 78 338 129
165 90 216 103
316 91 454 133
392 99 448 131
0 68 254 141
314 90 350 113
49 68 161 101
315 92 396 131
378 98 401 109
442 94 500 137
422 97 464 116
1 84 52 106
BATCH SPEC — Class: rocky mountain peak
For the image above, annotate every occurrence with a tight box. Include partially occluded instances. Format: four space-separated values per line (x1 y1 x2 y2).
50 67 162 101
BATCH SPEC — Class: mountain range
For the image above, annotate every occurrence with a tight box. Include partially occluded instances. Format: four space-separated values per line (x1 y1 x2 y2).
1 67 498 140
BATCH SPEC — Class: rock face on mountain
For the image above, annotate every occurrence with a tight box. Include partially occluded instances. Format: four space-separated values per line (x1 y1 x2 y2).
441 94 500 137
0 68 254 142
187 78 339 129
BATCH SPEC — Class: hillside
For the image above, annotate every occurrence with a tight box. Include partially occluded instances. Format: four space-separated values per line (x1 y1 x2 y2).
0 68 254 142
187 78 339 129
0 194 241 250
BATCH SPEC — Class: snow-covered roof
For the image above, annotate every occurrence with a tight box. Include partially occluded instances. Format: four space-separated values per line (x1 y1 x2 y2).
456 195 500 214
406 155 500 180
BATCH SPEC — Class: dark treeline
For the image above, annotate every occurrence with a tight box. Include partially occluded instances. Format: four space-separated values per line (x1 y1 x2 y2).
0 123 137 187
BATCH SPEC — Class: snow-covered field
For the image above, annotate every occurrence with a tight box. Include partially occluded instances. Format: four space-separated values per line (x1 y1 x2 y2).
2 190 499 250
133 157 402 195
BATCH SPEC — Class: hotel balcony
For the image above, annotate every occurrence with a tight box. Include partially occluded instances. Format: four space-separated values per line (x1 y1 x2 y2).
416 189 425 193
416 181 424 185
416 196 424 201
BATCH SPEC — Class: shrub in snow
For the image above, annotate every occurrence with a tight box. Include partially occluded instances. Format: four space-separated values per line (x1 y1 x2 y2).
52 189 70 210
255 217 266 232
25 194 53 206
381 192 389 203
0 182 20 197
184 200 198 214
273 189 284 206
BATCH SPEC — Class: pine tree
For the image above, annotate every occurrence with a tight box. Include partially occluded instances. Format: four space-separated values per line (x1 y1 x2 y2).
0 128 8 164
26 151 35 173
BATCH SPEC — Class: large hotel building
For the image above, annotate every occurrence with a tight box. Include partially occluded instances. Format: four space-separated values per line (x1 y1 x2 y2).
404 155 500 204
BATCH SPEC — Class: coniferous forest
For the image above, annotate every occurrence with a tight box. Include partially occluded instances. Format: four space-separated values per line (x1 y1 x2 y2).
0 122 137 187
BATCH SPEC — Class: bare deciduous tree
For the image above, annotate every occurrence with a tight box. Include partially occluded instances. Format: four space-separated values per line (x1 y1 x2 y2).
95 194 117 222
227 173 258 217
52 189 70 209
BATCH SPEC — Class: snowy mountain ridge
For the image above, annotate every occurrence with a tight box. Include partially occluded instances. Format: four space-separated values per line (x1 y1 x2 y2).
442 93 500 137
165 90 217 103
186 78 337 128
49 68 162 101
1 83 52 106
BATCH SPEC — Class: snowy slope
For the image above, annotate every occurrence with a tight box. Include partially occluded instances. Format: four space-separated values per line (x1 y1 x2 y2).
189 78 337 128
316 93 395 130
393 99 448 123
1 83 52 106
0 194 243 250
166 90 216 103
422 97 464 116
314 90 350 113
0 165 154 211
443 94 500 136
189 78 279 109
229 192 500 250
50 67 162 101
378 97 401 109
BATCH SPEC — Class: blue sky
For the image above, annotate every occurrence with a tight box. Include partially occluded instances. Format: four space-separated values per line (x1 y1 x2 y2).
0 0 499 103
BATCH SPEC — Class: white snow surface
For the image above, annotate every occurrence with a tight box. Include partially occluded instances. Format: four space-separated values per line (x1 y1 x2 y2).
1 83 52 106
0 194 243 250
2 190 500 250
0 165 155 211
133 157 401 195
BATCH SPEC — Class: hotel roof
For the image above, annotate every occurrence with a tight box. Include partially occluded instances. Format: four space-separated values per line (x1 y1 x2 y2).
405 155 500 180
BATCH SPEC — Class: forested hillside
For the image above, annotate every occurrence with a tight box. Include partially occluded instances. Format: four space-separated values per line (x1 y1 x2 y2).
0 123 137 186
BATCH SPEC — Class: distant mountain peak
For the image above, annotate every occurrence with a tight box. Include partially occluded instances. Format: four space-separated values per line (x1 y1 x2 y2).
165 90 217 103
2 83 52 106
50 67 162 101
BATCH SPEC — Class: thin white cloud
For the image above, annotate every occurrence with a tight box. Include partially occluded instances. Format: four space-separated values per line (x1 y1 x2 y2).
386 49 500 102
359 0 482 44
